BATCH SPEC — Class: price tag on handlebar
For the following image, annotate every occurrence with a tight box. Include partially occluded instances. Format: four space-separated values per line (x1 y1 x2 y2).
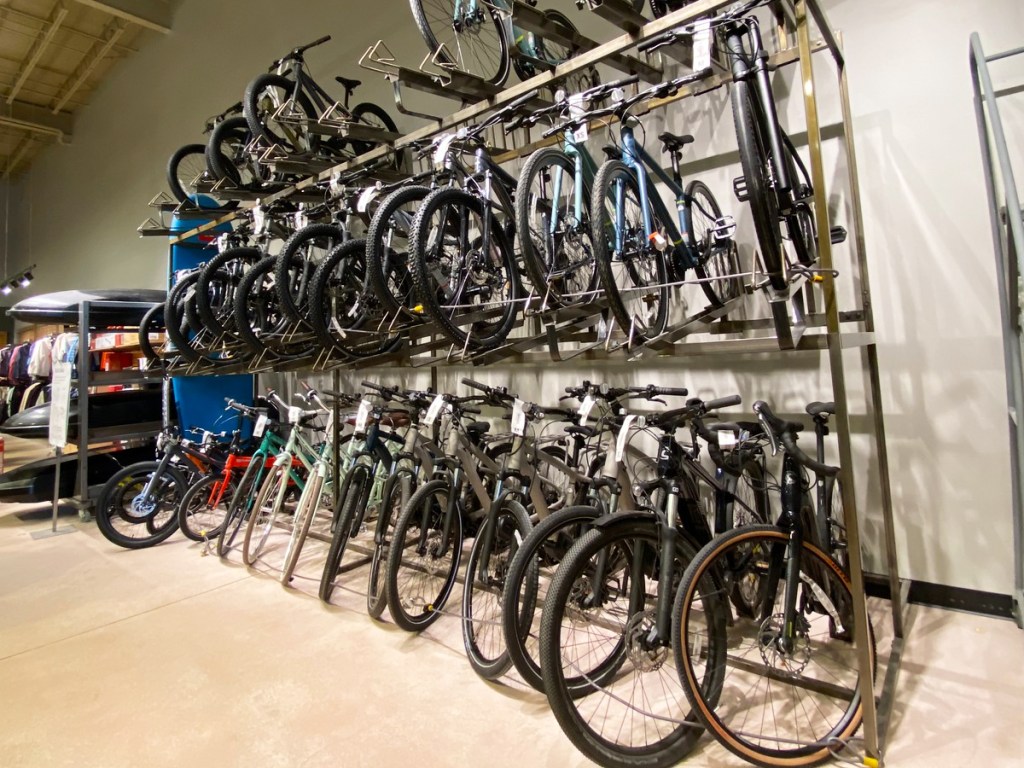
356 185 378 214
294 208 308 230
578 394 596 423
288 406 302 424
692 19 712 72
568 93 588 142
355 399 373 433
614 413 638 463
253 413 268 438
718 430 737 450
511 399 527 437
433 133 457 169
253 205 266 236
424 394 446 425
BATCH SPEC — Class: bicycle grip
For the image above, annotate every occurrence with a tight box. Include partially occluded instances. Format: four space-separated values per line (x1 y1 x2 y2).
653 386 689 397
705 394 742 411
506 88 540 112
462 378 489 392
462 406 482 415
591 74 640 94
361 381 384 392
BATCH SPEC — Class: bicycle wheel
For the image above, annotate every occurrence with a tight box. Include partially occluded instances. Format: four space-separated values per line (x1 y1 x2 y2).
537 11 600 94
409 0 511 86
243 73 317 153
673 524 874 767
319 463 371 603
206 115 270 191
281 469 325 585
367 471 413 619
516 147 598 308
95 462 186 549
234 255 317 361
410 188 520 352
168 144 233 208
366 185 429 316
732 80 787 291
138 303 164 364
591 160 671 343
242 462 292 566
217 456 264 557
539 517 705 768
196 246 263 337
177 473 233 542
502 504 601 693
462 496 532 679
349 102 399 156
275 223 346 326
385 478 464 632
685 179 742 307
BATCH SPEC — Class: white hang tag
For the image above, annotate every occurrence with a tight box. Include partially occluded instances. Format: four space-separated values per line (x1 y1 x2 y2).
569 93 588 142
288 406 302 424
718 430 737 450
253 413 268 438
355 399 373 432
356 185 377 214
294 208 308 229
614 413 638 463
511 399 527 437
578 394 596 423
217 233 230 252
692 19 712 73
424 394 445 425
253 205 266 235
330 171 343 197
433 133 457 168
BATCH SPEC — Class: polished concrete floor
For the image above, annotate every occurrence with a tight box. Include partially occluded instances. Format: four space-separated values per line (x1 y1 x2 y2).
1 500 1022 768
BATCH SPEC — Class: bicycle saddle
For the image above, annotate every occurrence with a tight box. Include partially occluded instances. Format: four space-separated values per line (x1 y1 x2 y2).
659 131 694 152
805 401 835 418
466 421 490 440
335 76 362 92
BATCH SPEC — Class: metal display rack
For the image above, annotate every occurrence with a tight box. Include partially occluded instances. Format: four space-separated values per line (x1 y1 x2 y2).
970 34 1024 628
146 1 906 762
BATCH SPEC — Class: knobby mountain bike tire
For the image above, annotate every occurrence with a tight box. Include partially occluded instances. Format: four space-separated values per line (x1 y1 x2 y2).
591 160 670 343
138 303 164 364
319 463 371 603
196 246 263 337
366 470 414 619
275 223 346 327
672 524 875 768
365 185 430 316
462 496 533 680
349 102 399 156
168 143 237 209
243 73 318 153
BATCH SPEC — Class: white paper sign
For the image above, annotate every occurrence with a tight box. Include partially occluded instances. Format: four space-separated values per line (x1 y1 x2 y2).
569 93 588 142
511 399 527 437
614 413 638 463
578 394 596 423
424 394 446 425
253 413 269 438
355 399 373 432
718 431 737 450
693 19 712 72
294 209 308 230
288 406 303 424
48 362 73 448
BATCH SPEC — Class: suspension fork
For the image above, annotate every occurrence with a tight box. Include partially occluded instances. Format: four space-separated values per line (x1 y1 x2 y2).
139 447 178 509
655 487 680 642
715 469 740 535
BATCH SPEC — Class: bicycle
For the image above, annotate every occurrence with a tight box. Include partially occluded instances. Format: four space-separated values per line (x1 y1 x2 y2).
243 35 397 158
584 73 742 344
671 399 873 767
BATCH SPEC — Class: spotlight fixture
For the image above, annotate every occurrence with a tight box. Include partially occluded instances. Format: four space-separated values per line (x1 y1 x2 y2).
0 283 10 296
19 271 32 287
0 264 36 296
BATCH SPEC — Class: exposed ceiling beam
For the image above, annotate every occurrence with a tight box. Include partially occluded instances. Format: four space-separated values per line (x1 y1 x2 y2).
7 2 70 105
0 100 73 139
4 134 35 177
51 17 126 113
0 5 140 55
72 0 172 34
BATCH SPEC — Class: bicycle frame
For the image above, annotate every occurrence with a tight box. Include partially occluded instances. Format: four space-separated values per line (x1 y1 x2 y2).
549 128 599 238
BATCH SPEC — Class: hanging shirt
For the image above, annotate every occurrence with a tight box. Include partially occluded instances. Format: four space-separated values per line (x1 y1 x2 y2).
28 337 53 379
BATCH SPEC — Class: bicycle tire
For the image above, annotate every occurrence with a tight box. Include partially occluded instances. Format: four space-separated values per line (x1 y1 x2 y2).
502 504 602 693
275 223 346 326
168 143 234 209
138 303 164 364
281 470 324 585
233 255 317 361
385 478 464 632
217 455 264 557
685 179 742 308
410 187 520 351
591 160 670 343
164 275 206 364
732 79 787 291
409 0 511 86
196 246 263 337
673 524 875 767
462 496 532 680
349 102 399 156
243 73 318 153
516 147 598 308
95 461 186 549
242 462 291 566
539 517 704 768
206 115 253 185
318 464 371 603
365 185 430 316
177 473 233 542
367 470 413 619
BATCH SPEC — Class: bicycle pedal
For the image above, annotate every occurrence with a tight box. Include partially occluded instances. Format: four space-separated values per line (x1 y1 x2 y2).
712 215 736 242
732 176 749 203
830 225 848 245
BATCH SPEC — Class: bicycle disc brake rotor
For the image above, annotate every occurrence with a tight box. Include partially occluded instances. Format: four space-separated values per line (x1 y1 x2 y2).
757 612 812 675
625 609 667 672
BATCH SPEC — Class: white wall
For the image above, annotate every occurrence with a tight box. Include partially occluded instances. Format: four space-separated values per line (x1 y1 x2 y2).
4 0 1024 595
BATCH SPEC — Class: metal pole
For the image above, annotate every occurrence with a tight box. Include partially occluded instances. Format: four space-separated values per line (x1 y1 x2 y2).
77 300 90 516
796 1 880 760
51 447 61 533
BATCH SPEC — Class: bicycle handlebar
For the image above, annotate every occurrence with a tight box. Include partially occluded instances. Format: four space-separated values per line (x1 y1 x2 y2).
753 400 838 476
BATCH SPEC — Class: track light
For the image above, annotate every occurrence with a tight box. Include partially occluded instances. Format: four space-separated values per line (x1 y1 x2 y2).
0 283 11 296
19 271 32 287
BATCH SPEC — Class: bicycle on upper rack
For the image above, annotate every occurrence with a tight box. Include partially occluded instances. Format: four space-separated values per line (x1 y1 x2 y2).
575 71 743 344
409 0 599 89
95 426 234 549
167 101 244 209
243 35 398 159
672 399 872 767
